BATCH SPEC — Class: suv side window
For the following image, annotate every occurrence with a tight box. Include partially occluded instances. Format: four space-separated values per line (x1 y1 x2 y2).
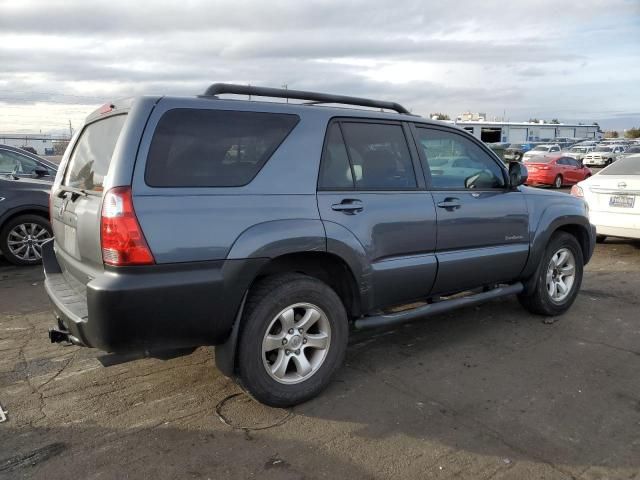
339 122 416 190
318 123 354 190
413 127 506 190
146 109 299 188
551 146 560 152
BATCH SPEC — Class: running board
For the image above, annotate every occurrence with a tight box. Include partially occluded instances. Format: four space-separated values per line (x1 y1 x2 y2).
354 283 524 330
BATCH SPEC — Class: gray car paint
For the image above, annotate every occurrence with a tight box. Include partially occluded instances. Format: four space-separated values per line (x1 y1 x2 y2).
48 94 595 347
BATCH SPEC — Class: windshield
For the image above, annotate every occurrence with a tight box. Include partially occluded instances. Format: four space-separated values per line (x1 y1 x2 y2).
600 157 640 175
532 146 549 152
594 146 613 152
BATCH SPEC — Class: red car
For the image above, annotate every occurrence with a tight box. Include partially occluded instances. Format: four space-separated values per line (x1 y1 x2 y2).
524 154 592 188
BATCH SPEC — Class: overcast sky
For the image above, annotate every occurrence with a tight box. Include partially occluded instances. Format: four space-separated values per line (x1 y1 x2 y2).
1 0 639 135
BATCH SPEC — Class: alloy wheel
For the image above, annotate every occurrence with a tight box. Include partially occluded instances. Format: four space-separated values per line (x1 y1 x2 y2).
262 303 331 385
546 248 576 303
6 223 51 262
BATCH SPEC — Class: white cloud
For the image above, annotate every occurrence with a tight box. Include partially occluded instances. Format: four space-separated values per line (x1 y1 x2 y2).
0 0 638 132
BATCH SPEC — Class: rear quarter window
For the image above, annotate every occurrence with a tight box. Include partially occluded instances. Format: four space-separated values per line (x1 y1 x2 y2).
144 109 299 187
64 114 127 191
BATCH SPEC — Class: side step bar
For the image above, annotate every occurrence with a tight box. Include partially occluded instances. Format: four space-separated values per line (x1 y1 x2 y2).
354 283 524 330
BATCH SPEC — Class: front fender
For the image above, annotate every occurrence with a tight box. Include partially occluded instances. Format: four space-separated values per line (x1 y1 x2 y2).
521 198 593 281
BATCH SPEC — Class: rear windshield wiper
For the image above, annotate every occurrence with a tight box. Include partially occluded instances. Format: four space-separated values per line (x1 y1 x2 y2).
56 185 90 200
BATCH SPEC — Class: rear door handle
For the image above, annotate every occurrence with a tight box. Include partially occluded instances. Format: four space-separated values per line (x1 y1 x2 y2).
437 198 461 210
331 199 363 214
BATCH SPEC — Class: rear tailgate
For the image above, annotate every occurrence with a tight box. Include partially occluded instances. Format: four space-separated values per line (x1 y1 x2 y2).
51 113 127 287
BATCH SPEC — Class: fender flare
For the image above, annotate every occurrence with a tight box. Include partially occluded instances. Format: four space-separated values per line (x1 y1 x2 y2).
0 204 49 229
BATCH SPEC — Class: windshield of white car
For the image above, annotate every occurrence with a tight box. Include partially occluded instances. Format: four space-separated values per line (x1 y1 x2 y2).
531 146 549 151
600 157 640 175
594 146 613 152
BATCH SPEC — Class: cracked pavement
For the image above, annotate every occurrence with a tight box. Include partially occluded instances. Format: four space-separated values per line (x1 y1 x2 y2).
1 239 639 479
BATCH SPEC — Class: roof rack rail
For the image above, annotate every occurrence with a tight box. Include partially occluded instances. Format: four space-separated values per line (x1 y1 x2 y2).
202 83 411 115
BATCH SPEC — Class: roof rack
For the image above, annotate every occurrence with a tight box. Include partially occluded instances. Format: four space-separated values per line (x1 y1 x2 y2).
202 83 411 115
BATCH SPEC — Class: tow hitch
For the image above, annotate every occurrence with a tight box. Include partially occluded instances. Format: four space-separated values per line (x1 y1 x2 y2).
48 327 71 344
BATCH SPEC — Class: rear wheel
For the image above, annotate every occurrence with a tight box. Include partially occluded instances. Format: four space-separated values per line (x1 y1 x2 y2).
236 273 348 407
553 175 563 189
0 214 52 266
606 158 613 165
519 232 583 316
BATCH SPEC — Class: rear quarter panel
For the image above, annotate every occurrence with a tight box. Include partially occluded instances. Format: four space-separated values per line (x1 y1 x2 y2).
131 97 329 263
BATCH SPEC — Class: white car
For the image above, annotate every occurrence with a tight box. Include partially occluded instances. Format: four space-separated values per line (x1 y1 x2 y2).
583 145 626 167
565 145 595 163
571 155 640 241
522 144 561 162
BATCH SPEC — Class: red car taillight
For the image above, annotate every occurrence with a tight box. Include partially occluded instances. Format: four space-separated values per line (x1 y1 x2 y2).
101 187 154 266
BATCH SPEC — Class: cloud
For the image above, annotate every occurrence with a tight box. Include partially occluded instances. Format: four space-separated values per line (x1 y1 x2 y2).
0 0 638 132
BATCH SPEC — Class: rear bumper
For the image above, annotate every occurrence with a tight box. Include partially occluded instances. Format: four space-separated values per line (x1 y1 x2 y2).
43 240 266 352
589 211 640 240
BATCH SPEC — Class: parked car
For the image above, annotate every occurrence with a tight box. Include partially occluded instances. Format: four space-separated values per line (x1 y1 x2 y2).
618 145 640 159
522 144 562 162
565 145 595 163
0 175 52 265
583 145 625 167
0 144 58 181
44 84 595 407
571 155 640 242
504 143 538 162
525 155 592 188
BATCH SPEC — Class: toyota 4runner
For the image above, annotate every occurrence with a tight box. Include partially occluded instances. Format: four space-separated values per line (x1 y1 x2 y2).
44 84 595 406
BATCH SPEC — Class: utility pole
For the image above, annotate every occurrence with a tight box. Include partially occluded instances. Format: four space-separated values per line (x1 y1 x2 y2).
282 83 288 103
68 120 73 139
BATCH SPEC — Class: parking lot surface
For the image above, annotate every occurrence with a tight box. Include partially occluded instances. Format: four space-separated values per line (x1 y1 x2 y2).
1 239 639 479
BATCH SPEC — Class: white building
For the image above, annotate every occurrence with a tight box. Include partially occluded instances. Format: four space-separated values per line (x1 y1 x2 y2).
0 133 55 156
452 121 601 144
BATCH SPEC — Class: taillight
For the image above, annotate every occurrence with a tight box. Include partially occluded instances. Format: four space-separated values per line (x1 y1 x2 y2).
570 185 584 197
101 187 154 266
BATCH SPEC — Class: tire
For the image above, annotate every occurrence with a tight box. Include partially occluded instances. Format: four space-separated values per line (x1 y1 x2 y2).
0 214 52 266
518 232 584 316
553 175 563 189
596 235 607 243
606 158 613 165
236 273 348 407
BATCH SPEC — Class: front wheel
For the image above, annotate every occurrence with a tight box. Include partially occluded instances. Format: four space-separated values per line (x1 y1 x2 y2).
236 273 348 407
0 214 52 266
519 232 583 316
553 175 563 189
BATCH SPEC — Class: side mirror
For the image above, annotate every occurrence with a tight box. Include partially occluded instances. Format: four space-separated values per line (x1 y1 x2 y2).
33 166 48 177
509 161 528 187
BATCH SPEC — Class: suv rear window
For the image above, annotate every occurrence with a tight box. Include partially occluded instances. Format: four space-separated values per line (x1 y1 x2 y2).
64 114 127 191
145 109 299 187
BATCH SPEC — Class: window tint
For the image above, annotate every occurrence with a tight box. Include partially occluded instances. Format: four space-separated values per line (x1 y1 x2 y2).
318 123 353 189
64 115 126 191
339 122 416 190
414 127 506 189
0 150 40 174
145 109 299 187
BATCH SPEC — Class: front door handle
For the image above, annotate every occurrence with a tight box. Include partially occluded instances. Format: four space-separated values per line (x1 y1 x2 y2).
331 199 363 214
437 198 461 210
